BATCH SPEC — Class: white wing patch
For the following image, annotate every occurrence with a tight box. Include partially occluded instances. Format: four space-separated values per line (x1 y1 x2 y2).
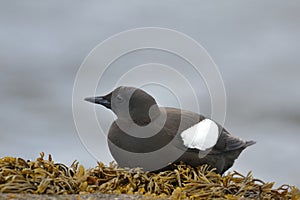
180 119 219 151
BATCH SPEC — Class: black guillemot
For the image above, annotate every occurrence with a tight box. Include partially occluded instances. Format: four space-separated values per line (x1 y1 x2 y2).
85 86 255 174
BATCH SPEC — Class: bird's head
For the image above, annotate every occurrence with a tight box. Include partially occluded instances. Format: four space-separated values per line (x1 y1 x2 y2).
85 86 161 126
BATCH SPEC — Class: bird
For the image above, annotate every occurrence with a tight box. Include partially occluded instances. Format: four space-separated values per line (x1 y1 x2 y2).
85 86 255 174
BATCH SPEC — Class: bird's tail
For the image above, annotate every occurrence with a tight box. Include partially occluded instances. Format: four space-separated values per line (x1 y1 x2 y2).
245 140 256 148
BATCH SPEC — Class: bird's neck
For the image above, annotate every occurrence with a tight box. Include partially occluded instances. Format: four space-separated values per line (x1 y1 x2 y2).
126 104 161 126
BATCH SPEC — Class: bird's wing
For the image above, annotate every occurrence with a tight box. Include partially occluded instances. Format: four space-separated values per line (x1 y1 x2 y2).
161 107 206 151
212 129 256 153
210 129 246 153
161 107 252 154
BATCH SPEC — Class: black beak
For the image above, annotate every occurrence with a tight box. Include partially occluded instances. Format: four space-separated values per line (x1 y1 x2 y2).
84 93 112 109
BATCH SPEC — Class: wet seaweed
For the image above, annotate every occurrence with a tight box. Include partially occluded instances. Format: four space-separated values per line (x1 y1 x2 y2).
0 153 299 199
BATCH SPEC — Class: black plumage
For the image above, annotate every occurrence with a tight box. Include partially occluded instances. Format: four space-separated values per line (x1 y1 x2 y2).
85 86 255 174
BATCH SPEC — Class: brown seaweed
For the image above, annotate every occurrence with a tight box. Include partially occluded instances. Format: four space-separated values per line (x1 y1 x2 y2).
0 152 299 199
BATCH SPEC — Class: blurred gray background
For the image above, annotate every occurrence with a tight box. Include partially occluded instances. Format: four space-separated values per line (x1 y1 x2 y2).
1 0 299 187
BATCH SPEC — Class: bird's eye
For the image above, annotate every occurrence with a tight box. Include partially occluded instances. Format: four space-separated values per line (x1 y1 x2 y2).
116 95 123 102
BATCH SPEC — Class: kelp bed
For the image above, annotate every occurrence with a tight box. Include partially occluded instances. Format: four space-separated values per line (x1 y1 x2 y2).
0 153 299 200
